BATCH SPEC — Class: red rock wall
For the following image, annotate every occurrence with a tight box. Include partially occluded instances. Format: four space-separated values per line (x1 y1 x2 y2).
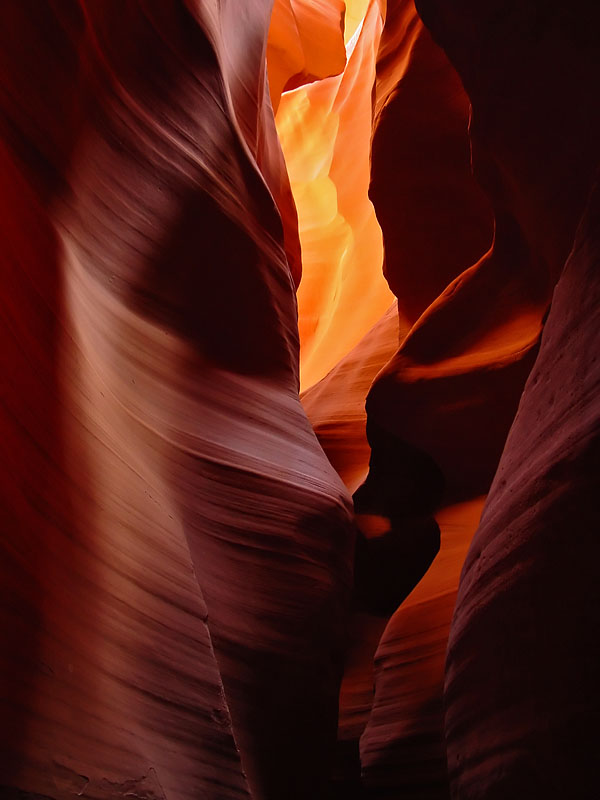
1 3 354 798
301 1 599 796
412 1 600 796
302 2 549 795
1 1 599 798
445 175 600 800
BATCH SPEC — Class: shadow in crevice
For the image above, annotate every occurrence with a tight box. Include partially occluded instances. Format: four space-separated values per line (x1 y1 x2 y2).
351 420 444 617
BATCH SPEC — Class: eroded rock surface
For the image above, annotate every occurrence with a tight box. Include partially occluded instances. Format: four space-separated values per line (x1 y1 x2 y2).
1 4 354 799
2 1 599 798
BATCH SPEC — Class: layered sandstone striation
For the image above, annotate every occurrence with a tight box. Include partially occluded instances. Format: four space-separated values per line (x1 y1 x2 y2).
298 1 599 796
1 3 354 798
413 1 600 796
1 0 598 799
298 2 549 794
444 175 600 800
272 0 395 389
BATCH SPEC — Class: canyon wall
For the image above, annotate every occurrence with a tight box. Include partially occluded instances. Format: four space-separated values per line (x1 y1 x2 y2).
1 1 598 798
1 3 354 798
414 1 600 796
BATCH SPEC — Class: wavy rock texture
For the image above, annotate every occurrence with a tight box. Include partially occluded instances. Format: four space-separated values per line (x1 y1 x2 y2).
2 0 599 798
300 1 598 796
445 177 600 800
371 0 494 328
349 2 563 794
359 498 485 797
411 1 600 797
267 0 347 113
273 0 395 389
296 2 547 795
1 3 354 799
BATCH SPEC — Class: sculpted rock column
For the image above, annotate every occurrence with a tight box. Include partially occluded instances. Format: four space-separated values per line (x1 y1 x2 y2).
0 2 354 798
413 1 600 796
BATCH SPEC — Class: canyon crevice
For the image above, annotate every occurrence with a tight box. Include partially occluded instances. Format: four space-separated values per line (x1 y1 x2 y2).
1 1 598 798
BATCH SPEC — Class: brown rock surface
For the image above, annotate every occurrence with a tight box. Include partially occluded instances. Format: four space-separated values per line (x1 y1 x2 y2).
296 1 580 795
360 499 486 797
409 2 600 796
371 0 494 327
335 2 550 794
445 179 600 799
1 3 354 799
2 1 599 798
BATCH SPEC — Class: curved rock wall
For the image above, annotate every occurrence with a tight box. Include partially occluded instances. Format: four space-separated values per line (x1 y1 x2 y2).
445 176 600 800
1 3 354 799
1 1 598 798
273 0 394 389
412 1 600 796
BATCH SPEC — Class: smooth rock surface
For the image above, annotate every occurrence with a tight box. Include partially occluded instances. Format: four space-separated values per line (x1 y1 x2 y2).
445 177 600 800
1 4 354 799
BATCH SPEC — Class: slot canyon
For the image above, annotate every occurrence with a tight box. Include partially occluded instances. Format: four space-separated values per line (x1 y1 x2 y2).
1 1 599 798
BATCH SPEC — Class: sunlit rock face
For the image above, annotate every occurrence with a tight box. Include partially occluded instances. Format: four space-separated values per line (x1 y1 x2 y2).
296 2 548 795
278 1 599 797
271 0 394 389
1 1 599 799
1 3 353 799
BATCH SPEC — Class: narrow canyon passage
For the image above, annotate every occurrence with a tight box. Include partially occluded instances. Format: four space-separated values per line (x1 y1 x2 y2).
1 2 599 799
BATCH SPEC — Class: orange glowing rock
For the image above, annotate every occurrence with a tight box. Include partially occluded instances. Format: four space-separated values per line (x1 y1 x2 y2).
302 302 401 494
2 1 599 799
274 0 395 390
360 498 486 793
267 0 347 114
297 2 571 794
